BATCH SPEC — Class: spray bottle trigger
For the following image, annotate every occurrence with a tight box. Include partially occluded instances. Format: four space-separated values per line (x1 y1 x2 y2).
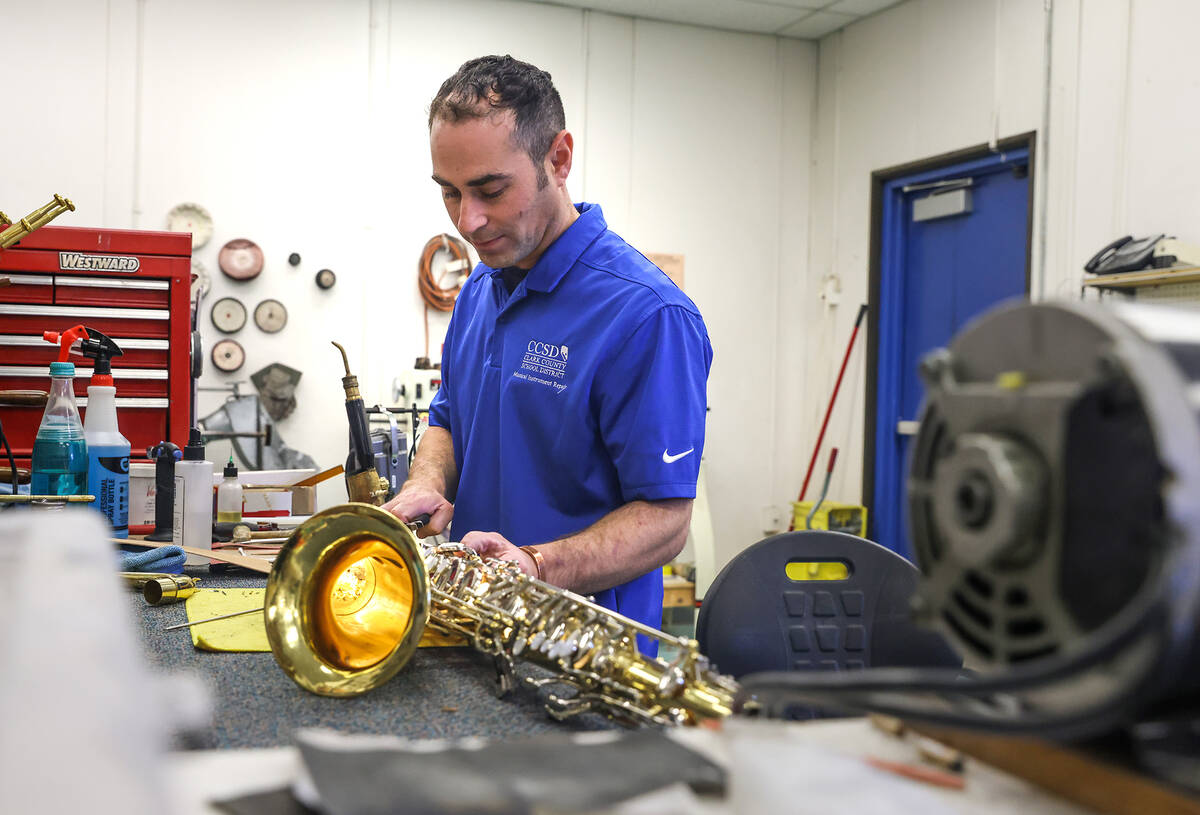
42 324 89 362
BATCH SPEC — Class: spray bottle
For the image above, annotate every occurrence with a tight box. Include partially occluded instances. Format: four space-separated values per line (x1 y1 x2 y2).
78 328 131 537
32 325 90 496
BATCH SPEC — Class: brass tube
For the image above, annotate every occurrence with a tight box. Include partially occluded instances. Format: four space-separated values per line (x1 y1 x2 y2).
0 194 75 249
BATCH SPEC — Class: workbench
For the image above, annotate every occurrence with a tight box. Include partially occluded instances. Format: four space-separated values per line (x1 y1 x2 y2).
130 569 614 749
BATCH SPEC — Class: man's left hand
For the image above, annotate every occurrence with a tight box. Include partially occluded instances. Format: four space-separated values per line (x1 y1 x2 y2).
459 531 537 577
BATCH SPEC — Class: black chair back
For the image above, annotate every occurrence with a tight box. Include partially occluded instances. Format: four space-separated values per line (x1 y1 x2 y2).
696 530 959 678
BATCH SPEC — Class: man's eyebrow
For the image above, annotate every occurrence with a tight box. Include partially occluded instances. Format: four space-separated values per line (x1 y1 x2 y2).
431 173 511 187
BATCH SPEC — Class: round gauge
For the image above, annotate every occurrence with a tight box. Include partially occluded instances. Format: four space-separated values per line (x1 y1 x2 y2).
218 238 264 281
254 298 288 333
211 338 245 373
210 296 247 334
288 252 302 267
166 203 214 250
315 268 336 290
190 259 211 302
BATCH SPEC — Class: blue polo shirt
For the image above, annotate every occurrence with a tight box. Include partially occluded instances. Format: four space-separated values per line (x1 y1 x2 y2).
428 203 712 651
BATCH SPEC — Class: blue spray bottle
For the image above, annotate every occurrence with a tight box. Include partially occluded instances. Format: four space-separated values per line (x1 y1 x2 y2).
80 328 131 537
32 325 90 496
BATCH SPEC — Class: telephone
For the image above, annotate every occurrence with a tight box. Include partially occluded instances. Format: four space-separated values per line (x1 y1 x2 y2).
1084 234 1200 275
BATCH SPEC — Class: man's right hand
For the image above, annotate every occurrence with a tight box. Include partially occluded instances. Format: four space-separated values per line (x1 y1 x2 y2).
381 483 453 538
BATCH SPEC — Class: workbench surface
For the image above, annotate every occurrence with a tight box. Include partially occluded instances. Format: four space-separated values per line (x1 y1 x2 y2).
130 570 615 749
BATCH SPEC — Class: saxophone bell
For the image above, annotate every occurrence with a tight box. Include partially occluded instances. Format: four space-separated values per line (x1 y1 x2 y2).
265 504 430 697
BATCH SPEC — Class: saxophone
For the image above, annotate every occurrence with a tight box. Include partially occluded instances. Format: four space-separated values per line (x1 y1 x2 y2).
262 345 737 726
422 540 738 725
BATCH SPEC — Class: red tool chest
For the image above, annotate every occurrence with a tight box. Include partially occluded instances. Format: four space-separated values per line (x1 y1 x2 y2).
0 225 192 466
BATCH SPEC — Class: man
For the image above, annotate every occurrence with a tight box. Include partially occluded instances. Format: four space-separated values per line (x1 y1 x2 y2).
383 55 711 652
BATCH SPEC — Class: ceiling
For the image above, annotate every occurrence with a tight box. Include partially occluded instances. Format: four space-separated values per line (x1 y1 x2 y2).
527 0 905 39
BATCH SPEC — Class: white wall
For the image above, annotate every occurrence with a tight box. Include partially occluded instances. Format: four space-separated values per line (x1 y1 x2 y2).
794 0 1045 521
2 0 816 568
796 0 1200 520
1042 0 1200 300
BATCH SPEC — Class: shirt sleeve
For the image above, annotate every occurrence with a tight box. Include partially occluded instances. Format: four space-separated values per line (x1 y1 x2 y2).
594 305 713 502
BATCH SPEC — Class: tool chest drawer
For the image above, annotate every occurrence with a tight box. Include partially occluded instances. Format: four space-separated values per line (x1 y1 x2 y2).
0 303 171 338
2 397 169 463
0 274 54 305
0 365 168 398
0 225 192 458
0 334 169 368
55 275 171 308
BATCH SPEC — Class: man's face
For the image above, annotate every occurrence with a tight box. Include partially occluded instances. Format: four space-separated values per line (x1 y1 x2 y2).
430 111 558 269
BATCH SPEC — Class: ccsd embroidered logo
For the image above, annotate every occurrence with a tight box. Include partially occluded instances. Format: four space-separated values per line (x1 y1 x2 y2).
514 338 569 392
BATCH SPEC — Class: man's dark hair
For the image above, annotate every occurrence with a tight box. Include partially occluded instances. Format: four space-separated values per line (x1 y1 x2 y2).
429 55 565 187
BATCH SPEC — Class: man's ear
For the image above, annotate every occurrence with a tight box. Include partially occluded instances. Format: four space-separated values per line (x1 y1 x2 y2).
546 130 573 185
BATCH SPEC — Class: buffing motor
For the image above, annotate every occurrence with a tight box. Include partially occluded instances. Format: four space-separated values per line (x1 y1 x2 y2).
740 300 1200 740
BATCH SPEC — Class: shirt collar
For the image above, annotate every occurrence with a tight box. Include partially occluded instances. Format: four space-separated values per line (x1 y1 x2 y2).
485 202 606 294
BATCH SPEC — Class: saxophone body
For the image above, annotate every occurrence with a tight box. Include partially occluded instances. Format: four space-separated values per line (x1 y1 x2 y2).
264 503 737 726
423 541 738 726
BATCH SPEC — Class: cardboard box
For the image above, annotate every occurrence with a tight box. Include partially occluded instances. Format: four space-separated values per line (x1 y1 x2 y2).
243 487 291 518
289 485 315 516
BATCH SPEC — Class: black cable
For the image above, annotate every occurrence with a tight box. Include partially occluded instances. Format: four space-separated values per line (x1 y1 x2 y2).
735 589 1173 739
0 415 17 495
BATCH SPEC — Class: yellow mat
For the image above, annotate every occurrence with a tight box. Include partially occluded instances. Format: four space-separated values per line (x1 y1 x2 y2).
185 588 467 652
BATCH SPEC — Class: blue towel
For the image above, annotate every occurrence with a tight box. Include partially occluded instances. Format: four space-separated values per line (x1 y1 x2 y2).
119 546 187 574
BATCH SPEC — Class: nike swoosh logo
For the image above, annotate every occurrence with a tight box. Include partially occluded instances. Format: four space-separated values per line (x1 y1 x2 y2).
662 447 694 464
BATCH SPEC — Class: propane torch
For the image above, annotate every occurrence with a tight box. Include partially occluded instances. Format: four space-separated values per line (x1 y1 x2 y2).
331 342 388 505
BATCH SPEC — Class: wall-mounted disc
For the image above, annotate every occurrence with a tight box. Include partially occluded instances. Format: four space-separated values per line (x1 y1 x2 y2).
315 268 336 290
190 259 211 302
211 338 245 373
218 238 264 281
167 202 213 250
210 296 247 334
254 298 288 333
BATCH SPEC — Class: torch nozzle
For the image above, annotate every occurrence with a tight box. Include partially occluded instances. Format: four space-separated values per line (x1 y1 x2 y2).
332 342 351 377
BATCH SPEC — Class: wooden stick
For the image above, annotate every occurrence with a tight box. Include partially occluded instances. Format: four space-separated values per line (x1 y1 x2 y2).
115 539 273 574
290 464 344 487
911 725 1200 815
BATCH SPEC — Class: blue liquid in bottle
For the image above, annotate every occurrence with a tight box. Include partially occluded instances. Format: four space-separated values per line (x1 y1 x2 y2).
31 432 89 495
31 362 89 496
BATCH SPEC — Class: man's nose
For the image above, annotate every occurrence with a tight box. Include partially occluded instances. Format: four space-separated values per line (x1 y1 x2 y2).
457 197 487 236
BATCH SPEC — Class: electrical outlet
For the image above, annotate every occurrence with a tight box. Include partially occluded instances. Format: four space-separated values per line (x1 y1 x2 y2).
391 368 443 410
761 504 787 535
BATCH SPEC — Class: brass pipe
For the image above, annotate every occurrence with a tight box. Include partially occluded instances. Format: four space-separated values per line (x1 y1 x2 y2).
0 194 75 249
119 572 201 605
0 390 49 407
0 496 94 504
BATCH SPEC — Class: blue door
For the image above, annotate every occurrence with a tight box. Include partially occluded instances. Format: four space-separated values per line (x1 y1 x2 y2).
872 148 1030 559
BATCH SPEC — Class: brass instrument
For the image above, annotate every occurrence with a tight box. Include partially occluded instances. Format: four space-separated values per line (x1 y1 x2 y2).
0 194 75 249
0 494 94 504
261 345 738 725
265 503 737 724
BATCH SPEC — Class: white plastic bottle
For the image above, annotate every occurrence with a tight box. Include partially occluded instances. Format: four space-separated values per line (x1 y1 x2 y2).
173 428 214 565
82 345 131 537
216 457 243 524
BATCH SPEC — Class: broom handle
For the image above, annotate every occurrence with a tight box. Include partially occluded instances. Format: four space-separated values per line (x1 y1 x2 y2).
797 304 867 504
